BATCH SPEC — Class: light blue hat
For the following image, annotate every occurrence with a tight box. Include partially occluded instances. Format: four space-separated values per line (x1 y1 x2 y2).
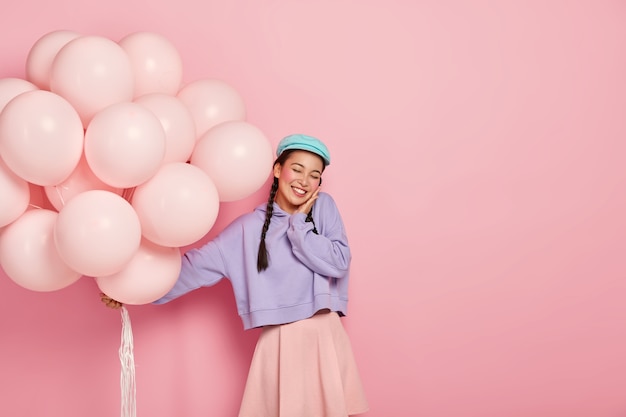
276 134 331 166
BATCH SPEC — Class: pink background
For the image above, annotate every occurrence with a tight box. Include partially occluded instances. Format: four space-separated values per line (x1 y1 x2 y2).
2 1 626 416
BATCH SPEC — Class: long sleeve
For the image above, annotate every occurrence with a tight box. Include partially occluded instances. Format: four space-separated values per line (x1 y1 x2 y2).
153 239 228 304
287 193 351 278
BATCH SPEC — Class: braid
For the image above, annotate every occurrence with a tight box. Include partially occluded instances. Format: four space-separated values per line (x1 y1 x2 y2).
305 210 318 234
257 178 278 271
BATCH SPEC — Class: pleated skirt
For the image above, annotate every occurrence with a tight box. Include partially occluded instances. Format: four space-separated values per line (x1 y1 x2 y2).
238 311 369 417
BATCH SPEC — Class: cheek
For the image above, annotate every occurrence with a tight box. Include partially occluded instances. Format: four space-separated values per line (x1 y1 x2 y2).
279 170 297 183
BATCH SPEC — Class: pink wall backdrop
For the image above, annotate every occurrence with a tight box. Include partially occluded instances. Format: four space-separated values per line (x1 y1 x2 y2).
2 1 626 416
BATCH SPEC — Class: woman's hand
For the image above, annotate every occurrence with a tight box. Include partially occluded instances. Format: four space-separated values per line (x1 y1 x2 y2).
296 188 320 215
100 292 123 309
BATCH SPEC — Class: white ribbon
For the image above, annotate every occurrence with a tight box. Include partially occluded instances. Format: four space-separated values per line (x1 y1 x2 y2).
120 307 136 417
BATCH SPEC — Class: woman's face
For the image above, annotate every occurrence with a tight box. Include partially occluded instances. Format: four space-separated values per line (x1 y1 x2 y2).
273 150 324 213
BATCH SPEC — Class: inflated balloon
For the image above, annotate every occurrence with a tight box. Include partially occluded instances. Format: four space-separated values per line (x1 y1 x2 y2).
25 30 81 90
0 90 84 186
84 102 166 188
131 162 220 247
118 31 183 98
0 77 38 112
0 209 82 291
45 155 123 211
95 238 182 305
134 93 196 164
50 35 134 127
1 30 277 309
191 121 273 202
54 190 141 277
177 78 246 138
0 158 29 228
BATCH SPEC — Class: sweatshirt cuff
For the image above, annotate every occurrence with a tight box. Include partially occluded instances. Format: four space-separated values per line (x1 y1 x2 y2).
289 212 311 229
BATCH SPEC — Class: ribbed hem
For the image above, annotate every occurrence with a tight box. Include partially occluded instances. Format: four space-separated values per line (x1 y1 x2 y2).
240 295 348 330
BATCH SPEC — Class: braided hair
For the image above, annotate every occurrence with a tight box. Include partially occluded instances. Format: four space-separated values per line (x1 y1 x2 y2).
256 177 278 272
256 150 324 272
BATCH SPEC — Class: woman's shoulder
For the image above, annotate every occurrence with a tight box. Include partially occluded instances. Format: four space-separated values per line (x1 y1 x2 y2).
314 192 344 221
317 191 338 208
213 209 263 245
229 208 265 228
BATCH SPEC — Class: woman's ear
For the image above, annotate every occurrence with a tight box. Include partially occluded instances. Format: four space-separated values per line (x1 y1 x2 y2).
273 163 281 179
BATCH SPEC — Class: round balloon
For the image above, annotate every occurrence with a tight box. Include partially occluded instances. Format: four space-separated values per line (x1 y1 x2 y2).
0 90 84 186
0 77 38 113
54 190 141 277
134 93 196 164
131 162 220 247
50 35 134 127
177 78 246 138
45 155 123 211
25 30 81 90
0 158 30 228
118 31 183 98
95 238 181 305
0 209 82 291
84 102 166 188
190 121 273 202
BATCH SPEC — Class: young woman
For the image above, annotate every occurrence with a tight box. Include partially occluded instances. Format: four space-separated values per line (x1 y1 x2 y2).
102 134 369 417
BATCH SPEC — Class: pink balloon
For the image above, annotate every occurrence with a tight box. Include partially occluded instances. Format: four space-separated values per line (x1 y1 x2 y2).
134 93 196 164
25 30 81 90
0 158 30 227
131 162 220 247
84 102 166 188
190 121 273 202
50 35 134 127
95 238 181 305
54 190 141 277
0 90 84 186
44 155 123 211
177 79 246 138
0 209 82 291
0 77 38 113
118 31 183 98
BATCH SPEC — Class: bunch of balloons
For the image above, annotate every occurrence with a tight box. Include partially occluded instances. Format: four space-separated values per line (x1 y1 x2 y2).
0 30 274 304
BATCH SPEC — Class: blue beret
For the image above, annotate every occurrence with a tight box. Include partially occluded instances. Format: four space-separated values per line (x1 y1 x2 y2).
276 134 331 166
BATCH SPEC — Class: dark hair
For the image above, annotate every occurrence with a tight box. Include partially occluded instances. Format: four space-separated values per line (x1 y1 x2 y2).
256 149 326 272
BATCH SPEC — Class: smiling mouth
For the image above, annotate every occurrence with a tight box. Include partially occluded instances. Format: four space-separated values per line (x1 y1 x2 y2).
292 187 306 196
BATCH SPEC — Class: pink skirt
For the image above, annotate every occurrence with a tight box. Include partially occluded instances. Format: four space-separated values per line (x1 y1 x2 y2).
238 311 369 417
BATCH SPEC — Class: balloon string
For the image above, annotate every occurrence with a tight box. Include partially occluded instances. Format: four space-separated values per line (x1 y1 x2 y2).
55 185 66 207
120 307 136 417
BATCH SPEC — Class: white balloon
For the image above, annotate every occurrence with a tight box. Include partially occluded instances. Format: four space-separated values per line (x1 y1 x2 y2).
0 77 38 113
25 30 81 90
54 190 141 277
191 121 273 202
84 102 166 188
118 31 184 97
0 158 30 228
0 209 82 291
131 162 220 247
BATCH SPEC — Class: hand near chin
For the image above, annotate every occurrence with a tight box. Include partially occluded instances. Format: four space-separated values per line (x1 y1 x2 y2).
296 188 320 215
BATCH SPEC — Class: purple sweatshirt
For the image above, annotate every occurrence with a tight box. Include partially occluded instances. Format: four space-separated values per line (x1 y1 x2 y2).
153 192 351 330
